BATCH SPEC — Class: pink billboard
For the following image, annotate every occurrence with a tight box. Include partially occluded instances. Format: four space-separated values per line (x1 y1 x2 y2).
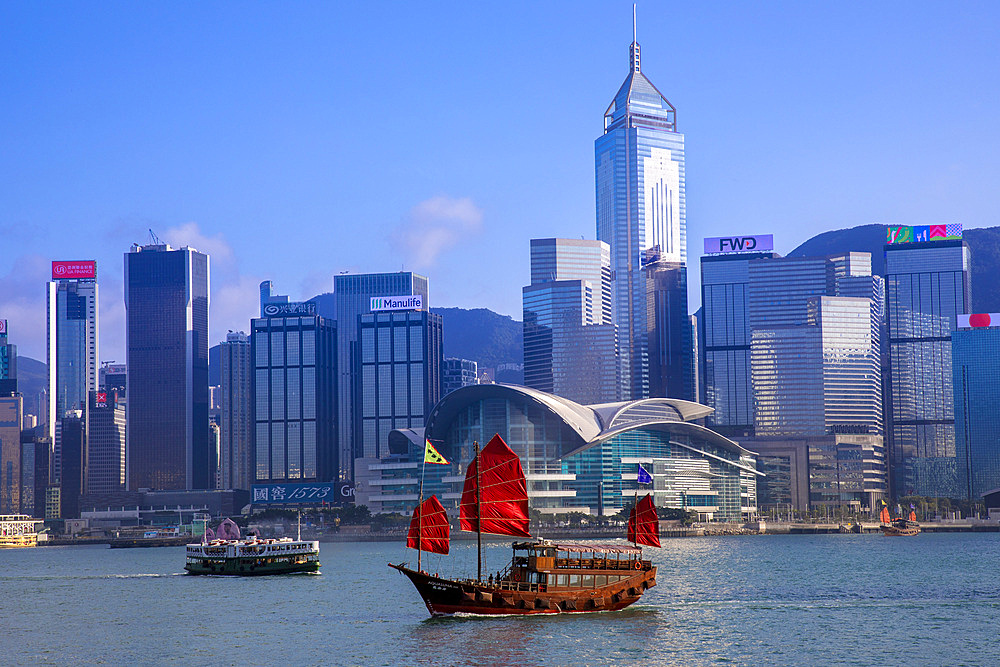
52 260 96 280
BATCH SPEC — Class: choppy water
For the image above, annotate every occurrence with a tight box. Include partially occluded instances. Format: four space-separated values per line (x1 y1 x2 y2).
3 533 999 666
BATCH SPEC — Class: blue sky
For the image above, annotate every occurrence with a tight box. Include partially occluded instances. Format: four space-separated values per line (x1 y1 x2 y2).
3 2 999 362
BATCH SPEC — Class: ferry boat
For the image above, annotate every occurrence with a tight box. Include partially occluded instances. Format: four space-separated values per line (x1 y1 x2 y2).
185 518 320 576
0 514 44 548
389 433 660 616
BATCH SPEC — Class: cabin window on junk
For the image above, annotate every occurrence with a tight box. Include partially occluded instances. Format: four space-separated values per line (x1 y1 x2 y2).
584 575 596 588
557 575 569 587
569 574 580 587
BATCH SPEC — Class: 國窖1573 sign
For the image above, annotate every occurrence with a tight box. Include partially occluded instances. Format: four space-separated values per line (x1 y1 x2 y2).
704 235 773 254
370 295 422 312
52 260 97 280
252 482 353 504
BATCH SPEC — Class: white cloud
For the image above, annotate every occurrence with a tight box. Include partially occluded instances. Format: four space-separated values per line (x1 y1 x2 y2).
163 221 236 276
391 196 484 269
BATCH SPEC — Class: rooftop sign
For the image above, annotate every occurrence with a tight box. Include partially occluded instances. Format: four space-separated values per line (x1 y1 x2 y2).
886 224 962 245
958 313 1000 329
52 260 97 280
0 320 6 335
704 235 773 255
371 295 422 312
262 302 317 318
252 482 353 504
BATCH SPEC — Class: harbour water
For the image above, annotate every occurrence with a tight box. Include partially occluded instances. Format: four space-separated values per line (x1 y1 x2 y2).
4 533 1000 666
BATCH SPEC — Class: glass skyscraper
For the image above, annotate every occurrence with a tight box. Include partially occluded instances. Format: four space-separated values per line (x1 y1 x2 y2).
251 299 337 484
700 251 777 436
85 389 125 494
884 239 970 498
332 272 428 479
220 331 252 490
951 326 1000 501
596 30 685 400
523 238 619 404
46 264 98 441
355 310 442 462
125 244 211 490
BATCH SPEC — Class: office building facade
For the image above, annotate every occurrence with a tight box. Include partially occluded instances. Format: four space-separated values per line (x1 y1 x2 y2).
0 319 15 397
884 237 970 498
952 322 1000 501
523 239 620 404
251 302 337 483
220 332 252 490
125 244 211 490
442 358 478 396
0 394 22 513
596 32 685 400
333 272 428 478
46 261 98 440
644 254 693 399
85 389 126 495
355 309 442 461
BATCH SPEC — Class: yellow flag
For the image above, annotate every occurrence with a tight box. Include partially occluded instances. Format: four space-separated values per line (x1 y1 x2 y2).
424 439 449 465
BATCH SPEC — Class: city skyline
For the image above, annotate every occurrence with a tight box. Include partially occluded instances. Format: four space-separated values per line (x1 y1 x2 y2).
4 3 1000 364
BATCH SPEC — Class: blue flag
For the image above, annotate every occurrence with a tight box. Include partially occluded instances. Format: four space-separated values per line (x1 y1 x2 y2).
637 464 653 485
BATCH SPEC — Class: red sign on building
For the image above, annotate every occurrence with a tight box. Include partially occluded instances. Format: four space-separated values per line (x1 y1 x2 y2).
52 260 97 280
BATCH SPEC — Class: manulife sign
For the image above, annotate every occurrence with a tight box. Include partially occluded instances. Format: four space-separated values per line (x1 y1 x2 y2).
370 295 423 312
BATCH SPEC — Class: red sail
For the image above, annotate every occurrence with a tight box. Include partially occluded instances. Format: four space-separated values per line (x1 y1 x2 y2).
627 494 661 548
459 433 531 538
879 507 891 524
407 495 450 555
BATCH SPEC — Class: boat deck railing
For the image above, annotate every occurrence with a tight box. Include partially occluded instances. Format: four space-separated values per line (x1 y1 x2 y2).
553 557 642 571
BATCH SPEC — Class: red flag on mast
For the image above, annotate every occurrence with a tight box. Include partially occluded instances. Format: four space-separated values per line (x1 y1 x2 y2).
459 434 530 538
407 495 450 555
628 493 661 548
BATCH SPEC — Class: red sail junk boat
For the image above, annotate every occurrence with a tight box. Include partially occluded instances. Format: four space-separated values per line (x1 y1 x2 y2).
389 433 659 616
880 503 920 536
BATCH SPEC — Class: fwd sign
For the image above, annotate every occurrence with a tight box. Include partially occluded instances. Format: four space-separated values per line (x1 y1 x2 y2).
704 234 774 255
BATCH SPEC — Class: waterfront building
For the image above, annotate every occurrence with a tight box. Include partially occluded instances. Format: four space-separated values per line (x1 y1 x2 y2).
55 411 85 518
361 385 760 521
952 320 1000 501
699 247 779 437
442 358 478 396
46 261 98 441
99 363 126 395
523 238 620 404
19 432 49 517
220 332 252 490
85 389 125 495
332 272 428 479
354 309 442 461
884 230 970 498
595 25 686 400
125 243 211 490
0 394 23 513
251 294 337 484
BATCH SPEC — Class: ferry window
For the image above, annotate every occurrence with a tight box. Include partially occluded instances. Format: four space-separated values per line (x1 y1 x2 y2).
569 575 580 587
582 575 595 588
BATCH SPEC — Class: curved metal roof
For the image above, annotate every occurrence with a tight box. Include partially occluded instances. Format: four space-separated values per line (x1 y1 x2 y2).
422 384 740 461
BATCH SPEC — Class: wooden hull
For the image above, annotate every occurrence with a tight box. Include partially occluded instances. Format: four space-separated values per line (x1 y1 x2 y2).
881 523 920 536
389 563 656 616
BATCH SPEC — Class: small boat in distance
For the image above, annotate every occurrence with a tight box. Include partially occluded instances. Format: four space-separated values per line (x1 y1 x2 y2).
389 433 659 616
185 517 320 575
879 503 920 537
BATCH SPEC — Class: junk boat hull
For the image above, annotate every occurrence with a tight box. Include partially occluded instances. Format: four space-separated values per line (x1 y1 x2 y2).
880 522 920 537
389 559 656 616
185 538 320 576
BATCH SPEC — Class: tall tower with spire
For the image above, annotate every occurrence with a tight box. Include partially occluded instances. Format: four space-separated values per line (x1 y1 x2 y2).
595 9 688 400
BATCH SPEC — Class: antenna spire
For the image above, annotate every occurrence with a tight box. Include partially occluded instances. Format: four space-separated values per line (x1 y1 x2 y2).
629 4 640 72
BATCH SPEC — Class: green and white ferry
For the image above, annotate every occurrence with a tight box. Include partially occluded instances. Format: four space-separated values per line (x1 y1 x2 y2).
184 536 320 576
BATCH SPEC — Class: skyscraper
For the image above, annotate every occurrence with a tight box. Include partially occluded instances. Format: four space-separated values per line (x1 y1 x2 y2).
596 20 685 399
0 394 22 513
46 260 98 440
220 331 252 490
251 293 337 484
952 320 1000 502
125 243 211 490
85 389 125 494
884 228 970 498
522 238 619 404
332 272 428 479
355 309 442 461
0 319 15 396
